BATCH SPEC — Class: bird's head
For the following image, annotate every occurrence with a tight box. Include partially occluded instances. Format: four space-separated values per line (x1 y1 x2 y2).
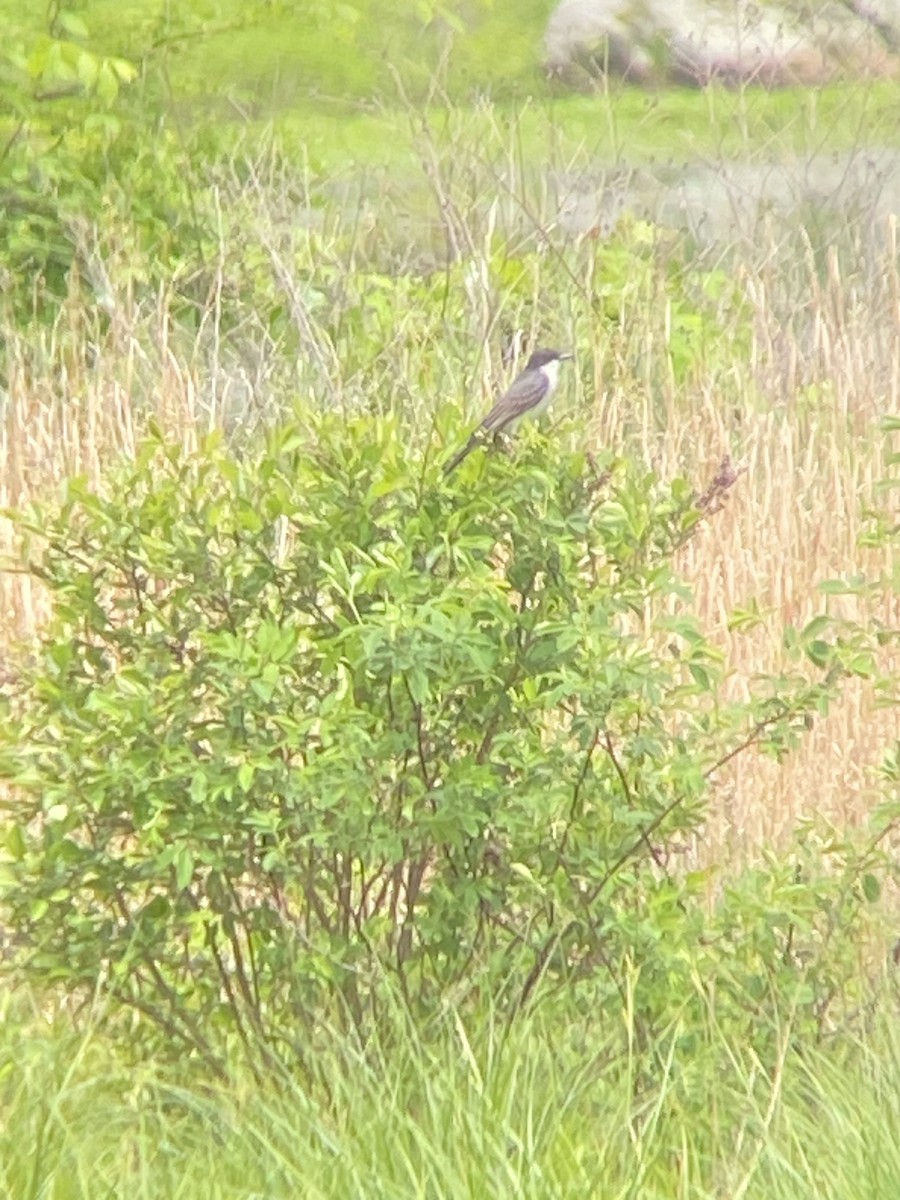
525 348 573 371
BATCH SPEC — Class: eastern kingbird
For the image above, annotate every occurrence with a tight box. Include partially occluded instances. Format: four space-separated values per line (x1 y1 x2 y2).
443 348 573 475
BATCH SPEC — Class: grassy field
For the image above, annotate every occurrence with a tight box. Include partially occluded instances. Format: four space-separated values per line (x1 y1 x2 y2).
5 983 900 1199
2 9 900 1194
280 79 900 171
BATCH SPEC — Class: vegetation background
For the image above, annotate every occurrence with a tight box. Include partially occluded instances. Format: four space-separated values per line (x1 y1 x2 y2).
1 1 899 1197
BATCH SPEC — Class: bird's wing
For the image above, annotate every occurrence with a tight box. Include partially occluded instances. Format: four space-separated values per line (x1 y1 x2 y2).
480 370 548 434
445 367 549 475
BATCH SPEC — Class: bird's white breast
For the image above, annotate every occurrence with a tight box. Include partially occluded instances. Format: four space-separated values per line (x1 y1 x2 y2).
541 359 562 393
529 360 561 418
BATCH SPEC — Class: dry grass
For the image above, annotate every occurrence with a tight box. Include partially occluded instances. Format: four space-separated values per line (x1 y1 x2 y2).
653 224 900 858
2 123 898 863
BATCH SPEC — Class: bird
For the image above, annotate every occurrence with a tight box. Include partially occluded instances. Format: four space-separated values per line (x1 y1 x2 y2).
443 348 573 475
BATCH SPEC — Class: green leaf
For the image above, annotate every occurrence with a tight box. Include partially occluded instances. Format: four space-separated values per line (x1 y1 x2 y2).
861 873 881 903
727 604 764 633
806 640 831 668
6 824 26 860
190 772 208 804
688 662 712 690
75 51 99 90
26 41 50 78
595 500 629 531
57 11 89 38
801 616 832 641
95 60 119 104
111 56 137 84
173 846 194 890
818 576 868 595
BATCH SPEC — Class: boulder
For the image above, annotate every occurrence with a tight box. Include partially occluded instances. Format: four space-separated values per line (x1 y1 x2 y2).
544 0 900 87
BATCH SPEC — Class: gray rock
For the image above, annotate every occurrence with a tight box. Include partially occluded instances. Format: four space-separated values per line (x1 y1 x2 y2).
545 0 900 87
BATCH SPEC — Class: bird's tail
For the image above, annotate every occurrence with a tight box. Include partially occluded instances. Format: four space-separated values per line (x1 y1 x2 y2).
443 433 480 476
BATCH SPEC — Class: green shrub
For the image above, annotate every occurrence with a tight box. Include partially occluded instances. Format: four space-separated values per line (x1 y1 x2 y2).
0 415 884 1072
0 8 229 324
